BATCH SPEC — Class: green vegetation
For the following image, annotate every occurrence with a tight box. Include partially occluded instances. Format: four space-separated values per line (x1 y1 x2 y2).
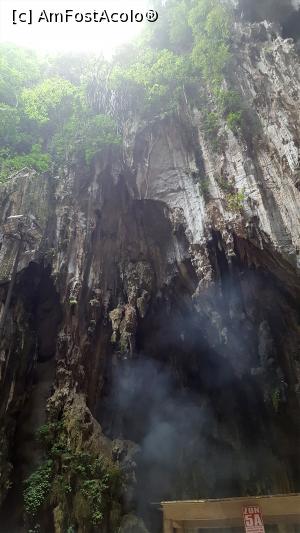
271 388 281 413
216 174 234 194
110 0 237 116
0 45 120 182
23 460 53 518
50 450 120 527
24 421 122 531
189 0 232 88
215 175 245 212
0 45 43 105
198 177 210 198
51 111 120 166
226 111 242 133
190 169 210 198
226 190 245 212
0 1 254 180
0 144 50 182
21 77 75 124
202 111 223 152
85 0 244 131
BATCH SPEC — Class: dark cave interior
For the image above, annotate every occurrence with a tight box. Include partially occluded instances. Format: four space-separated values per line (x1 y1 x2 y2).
282 8 300 41
99 235 300 531
0 219 300 532
0 263 62 532
237 0 300 42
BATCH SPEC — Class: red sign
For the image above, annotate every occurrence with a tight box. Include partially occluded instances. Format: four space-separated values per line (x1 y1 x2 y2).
243 506 265 533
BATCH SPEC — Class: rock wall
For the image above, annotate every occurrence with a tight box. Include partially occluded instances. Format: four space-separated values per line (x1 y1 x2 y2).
0 19 300 533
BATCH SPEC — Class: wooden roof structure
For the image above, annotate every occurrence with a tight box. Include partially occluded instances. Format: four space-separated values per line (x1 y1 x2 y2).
161 493 300 532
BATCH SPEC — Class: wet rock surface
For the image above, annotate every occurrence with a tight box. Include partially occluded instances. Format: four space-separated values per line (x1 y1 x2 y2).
0 19 300 533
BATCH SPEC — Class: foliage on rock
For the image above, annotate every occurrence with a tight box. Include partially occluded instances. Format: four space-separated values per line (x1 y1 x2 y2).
0 45 120 181
0 0 254 182
24 420 122 531
23 460 53 519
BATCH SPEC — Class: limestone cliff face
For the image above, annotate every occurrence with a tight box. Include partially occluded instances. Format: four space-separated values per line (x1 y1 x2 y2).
0 19 300 533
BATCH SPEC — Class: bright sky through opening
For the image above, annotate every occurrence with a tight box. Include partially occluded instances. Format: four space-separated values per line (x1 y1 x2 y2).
0 0 151 57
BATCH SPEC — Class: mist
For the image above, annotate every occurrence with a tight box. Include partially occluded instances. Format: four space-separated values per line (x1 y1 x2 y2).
101 354 245 521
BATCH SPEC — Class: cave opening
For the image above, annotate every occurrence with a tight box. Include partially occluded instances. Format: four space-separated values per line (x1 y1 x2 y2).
236 0 300 44
282 8 300 41
98 237 300 532
236 0 294 23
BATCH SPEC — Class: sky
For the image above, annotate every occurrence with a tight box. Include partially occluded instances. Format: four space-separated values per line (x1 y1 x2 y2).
0 0 153 57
